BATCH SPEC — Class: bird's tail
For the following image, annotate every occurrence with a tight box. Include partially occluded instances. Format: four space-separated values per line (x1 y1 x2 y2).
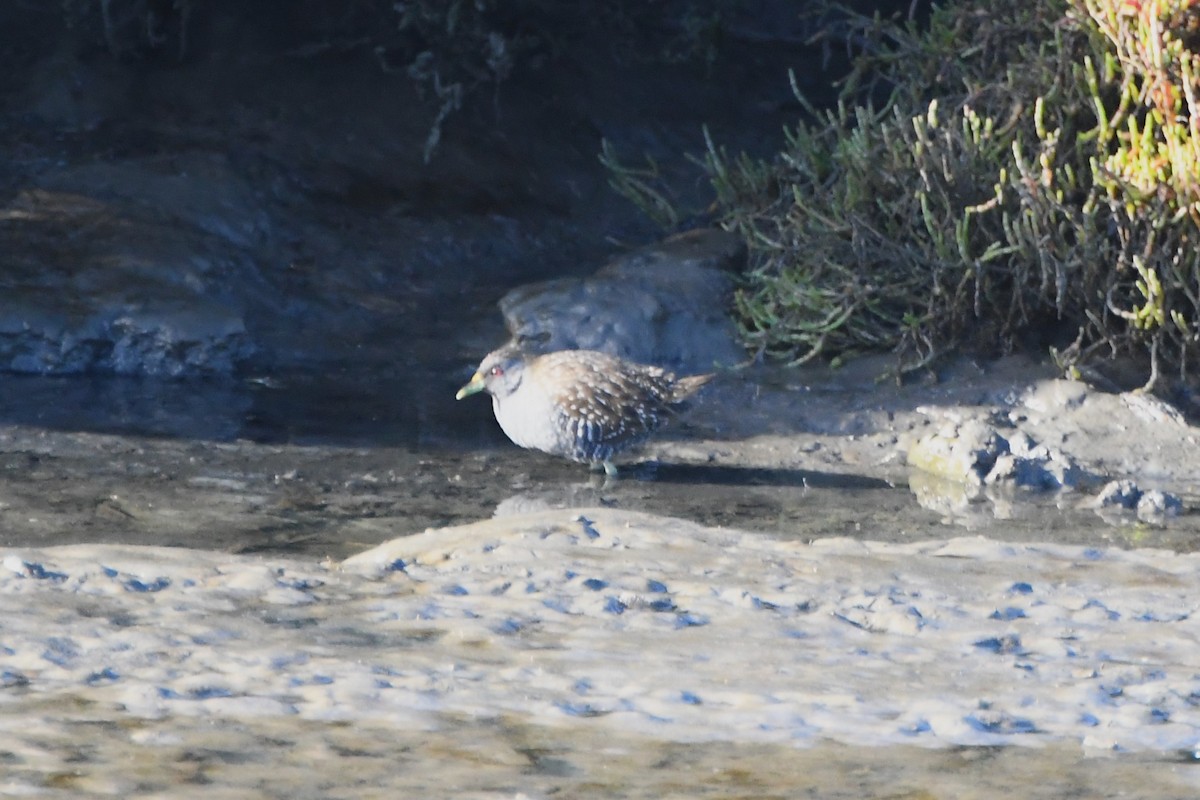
670 372 714 402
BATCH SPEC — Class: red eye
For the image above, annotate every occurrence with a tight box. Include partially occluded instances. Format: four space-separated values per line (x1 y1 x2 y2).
489 366 504 377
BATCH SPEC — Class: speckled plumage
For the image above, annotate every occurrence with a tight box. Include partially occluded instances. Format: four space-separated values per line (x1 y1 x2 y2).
455 347 712 475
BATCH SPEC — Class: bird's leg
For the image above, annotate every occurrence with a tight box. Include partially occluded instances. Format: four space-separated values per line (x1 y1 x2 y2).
602 460 618 477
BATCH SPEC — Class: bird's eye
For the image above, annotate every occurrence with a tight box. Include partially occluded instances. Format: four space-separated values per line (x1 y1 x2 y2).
489 366 504 377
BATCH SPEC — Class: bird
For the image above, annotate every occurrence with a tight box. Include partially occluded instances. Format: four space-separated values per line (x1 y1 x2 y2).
455 346 713 476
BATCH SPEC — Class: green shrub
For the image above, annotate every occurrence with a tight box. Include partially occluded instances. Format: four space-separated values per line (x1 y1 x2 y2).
612 0 1200 383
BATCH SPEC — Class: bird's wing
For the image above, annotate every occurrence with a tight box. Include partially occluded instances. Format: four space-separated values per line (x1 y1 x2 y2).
544 359 669 445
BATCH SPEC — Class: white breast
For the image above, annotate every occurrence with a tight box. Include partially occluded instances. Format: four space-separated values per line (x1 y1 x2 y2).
491 384 562 455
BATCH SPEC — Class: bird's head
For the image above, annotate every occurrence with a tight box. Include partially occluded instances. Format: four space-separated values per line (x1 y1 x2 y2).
455 347 527 400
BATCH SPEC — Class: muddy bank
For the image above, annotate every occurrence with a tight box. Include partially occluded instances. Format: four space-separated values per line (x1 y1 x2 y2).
3 508 1200 796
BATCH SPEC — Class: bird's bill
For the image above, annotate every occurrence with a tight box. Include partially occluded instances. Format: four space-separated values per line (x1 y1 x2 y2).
455 372 486 400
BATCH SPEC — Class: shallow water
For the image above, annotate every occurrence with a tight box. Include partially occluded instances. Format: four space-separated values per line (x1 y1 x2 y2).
0 370 1195 560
